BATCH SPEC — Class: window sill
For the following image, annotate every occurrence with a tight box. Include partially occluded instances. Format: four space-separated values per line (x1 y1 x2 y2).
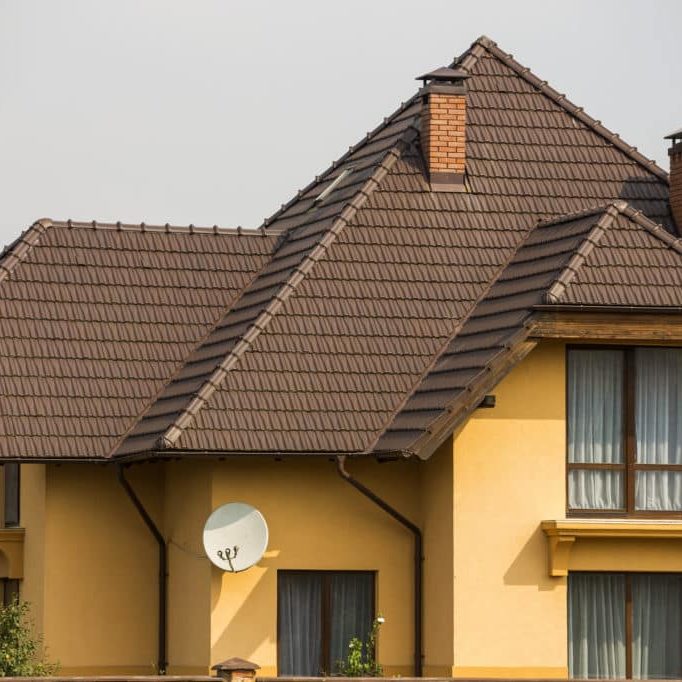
540 519 682 577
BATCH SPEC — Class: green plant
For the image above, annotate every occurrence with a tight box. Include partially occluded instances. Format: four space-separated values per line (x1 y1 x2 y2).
336 616 384 677
0 598 58 676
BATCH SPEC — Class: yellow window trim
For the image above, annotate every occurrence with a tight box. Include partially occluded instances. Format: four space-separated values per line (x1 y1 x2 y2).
541 519 682 577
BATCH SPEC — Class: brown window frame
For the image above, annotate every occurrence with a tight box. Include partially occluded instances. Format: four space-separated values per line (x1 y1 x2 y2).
566 345 682 519
276 569 376 676
569 571 682 680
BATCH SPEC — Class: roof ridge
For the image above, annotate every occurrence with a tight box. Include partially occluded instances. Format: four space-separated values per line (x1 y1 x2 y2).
452 35 489 72
50 219 280 237
475 38 668 182
0 219 53 284
536 202 626 228
259 95 421 230
156 130 417 450
620 204 682 256
544 202 624 303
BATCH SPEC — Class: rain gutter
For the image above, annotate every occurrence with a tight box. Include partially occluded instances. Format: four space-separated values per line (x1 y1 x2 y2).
117 464 168 675
335 455 423 676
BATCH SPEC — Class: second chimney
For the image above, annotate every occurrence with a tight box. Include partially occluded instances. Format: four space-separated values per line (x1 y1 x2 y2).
417 67 470 192
666 127 682 233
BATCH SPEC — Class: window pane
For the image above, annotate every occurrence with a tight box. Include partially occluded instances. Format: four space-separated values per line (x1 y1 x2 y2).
569 470 624 510
330 573 374 672
633 574 682 679
635 471 682 511
636 348 682 464
278 573 322 676
569 573 626 679
568 350 624 465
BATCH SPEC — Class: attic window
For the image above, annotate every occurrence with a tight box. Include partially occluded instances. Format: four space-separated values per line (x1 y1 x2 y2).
312 168 353 207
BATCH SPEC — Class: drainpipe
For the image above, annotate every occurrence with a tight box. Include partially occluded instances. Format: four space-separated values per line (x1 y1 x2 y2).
117 464 168 675
335 456 423 677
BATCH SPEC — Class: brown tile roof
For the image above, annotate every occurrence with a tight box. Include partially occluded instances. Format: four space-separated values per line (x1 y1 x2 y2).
0 220 278 459
0 35 677 461
375 201 682 458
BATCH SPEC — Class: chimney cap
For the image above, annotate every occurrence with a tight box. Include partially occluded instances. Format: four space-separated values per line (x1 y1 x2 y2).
416 67 470 85
212 658 260 672
664 127 682 141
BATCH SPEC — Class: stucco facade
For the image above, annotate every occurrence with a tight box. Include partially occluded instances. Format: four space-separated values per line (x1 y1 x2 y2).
5 340 678 677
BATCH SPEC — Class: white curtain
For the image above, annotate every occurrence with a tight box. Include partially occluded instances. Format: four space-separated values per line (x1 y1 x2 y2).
569 573 626 679
633 574 682 679
330 573 374 671
635 349 682 510
278 573 322 676
568 350 624 509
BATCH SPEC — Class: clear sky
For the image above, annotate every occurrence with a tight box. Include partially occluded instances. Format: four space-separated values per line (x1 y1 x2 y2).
1 0 680 246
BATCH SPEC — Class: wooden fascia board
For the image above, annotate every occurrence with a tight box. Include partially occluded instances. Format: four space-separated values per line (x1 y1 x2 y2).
410 336 538 461
529 310 682 342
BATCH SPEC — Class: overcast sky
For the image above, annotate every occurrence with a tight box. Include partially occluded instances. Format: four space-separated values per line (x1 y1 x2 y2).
1 0 680 246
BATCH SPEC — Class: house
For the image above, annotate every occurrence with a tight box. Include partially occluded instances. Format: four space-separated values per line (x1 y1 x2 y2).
0 34 681 679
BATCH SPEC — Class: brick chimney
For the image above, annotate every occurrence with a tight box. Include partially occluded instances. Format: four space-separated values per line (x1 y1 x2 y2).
667 127 682 232
416 67 470 192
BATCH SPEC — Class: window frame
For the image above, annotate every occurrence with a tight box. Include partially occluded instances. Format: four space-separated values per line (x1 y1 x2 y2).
568 571 682 680
276 569 377 676
566 345 682 519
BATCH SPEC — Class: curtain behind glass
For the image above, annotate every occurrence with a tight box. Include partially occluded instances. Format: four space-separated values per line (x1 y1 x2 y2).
568 350 624 509
330 573 374 672
635 349 682 510
633 574 682 679
278 573 322 676
569 573 626 679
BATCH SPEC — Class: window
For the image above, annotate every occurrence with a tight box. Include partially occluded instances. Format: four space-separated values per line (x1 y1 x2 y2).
0 579 18 607
567 347 682 515
569 572 682 679
277 570 375 676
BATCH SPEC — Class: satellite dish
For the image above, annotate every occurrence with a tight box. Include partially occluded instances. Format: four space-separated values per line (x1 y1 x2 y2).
203 502 269 572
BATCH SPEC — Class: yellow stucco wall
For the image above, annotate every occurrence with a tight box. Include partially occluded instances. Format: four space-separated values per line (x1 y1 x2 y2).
452 341 568 679
420 439 454 676
208 456 420 677
39 464 163 675
14 339 682 678
21 464 46 651
165 461 212 675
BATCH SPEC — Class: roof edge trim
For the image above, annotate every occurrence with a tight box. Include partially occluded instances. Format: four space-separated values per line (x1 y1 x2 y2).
473 37 668 182
259 97 420 230
155 131 416 450
0 219 53 284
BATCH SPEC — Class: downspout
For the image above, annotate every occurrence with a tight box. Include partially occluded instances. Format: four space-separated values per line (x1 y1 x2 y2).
117 464 168 675
335 455 423 676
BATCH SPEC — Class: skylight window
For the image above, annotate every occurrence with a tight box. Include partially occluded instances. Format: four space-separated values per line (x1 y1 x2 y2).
312 167 354 207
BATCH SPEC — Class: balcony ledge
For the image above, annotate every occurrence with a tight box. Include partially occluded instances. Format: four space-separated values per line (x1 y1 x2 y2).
540 519 682 577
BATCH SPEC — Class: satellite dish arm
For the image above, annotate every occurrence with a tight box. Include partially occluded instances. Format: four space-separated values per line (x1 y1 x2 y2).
335 455 423 677
117 464 168 675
